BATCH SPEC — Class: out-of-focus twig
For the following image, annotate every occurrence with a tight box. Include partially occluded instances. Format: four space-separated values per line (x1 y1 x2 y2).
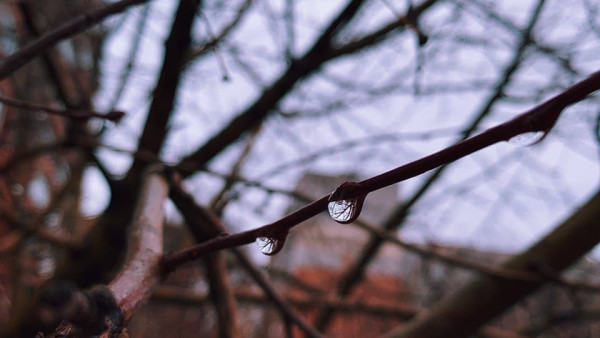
0 95 124 122
0 0 151 80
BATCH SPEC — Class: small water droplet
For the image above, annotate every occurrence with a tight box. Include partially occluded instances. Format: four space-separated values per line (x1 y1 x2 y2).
508 131 545 146
256 233 287 256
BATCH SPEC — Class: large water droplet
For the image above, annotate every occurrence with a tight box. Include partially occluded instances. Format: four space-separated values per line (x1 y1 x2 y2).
256 233 287 256
328 197 364 224
508 131 545 146
327 181 366 224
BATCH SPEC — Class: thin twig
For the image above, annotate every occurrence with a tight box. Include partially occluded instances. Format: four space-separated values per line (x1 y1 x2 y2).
162 69 600 269
108 4 150 111
0 95 124 121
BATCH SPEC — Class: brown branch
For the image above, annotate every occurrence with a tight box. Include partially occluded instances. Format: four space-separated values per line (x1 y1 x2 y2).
380 187 600 338
108 166 167 322
0 0 151 80
18 167 167 337
203 253 241 338
0 95 124 122
125 0 201 181
162 68 600 269
56 0 201 287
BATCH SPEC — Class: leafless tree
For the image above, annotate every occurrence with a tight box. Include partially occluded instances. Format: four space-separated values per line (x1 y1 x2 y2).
1 0 600 337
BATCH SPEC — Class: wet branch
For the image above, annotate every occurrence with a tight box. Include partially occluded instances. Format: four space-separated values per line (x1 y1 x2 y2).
162 68 600 269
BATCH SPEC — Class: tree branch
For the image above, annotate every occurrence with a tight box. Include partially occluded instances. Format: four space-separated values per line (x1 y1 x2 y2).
0 0 151 80
108 166 167 322
125 0 201 180
20 167 167 337
0 95 124 122
163 68 600 268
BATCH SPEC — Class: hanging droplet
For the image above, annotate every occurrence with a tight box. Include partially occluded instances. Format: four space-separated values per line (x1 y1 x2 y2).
256 232 287 256
508 131 545 146
327 181 366 224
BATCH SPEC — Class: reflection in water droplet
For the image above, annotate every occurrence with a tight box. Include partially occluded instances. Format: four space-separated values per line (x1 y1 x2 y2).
508 131 545 146
328 196 364 224
256 234 287 256
327 182 366 224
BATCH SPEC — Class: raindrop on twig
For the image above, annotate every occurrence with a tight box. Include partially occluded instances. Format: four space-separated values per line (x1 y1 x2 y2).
327 181 366 224
508 131 545 146
256 231 288 256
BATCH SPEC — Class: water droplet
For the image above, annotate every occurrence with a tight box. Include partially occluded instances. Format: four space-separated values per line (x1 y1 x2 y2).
328 197 364 224
256 233 287 256
327 181 366 224
508 131 545 146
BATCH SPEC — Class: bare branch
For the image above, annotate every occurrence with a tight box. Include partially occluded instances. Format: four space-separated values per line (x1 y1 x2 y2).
108 166 167 321
0 0 151 80
125 0 201 180
0 95 124 122
163 69 600 268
